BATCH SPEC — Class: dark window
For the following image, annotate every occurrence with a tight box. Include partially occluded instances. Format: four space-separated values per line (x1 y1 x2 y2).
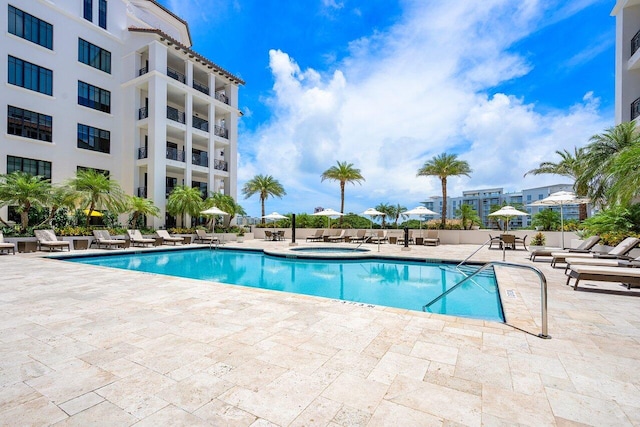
192 181 207 198
77 123 110 153
7 106 52 142
8 5 53 49
8 56 53 95
77 165 109 177
83 0 92 21
98 0 107 29
78 38 111 73
78 81 110 113
7 155 51 179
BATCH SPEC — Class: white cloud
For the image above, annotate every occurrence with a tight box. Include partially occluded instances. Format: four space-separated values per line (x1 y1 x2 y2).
238 0 611 216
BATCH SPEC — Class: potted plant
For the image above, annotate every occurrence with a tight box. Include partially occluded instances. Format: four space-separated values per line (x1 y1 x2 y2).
236 227 245 243
530 232 546 248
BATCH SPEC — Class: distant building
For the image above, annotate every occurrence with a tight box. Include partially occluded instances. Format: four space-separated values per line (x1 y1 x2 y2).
1 0 244 228
424 184 576 228
612 1 640 123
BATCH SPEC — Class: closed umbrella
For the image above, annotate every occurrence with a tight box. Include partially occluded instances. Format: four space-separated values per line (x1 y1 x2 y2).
312 208 344 228
529 191 589 249
488 206 529 232
401 206 438 238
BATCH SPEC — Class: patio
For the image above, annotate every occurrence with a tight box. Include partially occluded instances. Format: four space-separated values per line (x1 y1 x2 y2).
0 241 638 426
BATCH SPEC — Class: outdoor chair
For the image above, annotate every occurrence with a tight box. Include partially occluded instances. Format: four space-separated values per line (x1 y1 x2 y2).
34 229 71 252
488 234 502 249
397 230 415 245
370 230 388 244
565 264 640 290
194 229 220 244
0 232 15 254
529 235 601 261
424 230 440 246
126 230 155 247
563 254 640 273
551 236 639 268
92 230 126 249
499 234 516 250
515 235 527 250
264 230 273 241
306 229 324 242
349 229 367 243
327 230 346 243
155 229 184 245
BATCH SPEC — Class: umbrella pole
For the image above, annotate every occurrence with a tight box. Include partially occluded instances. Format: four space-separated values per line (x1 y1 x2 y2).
560 204 565 249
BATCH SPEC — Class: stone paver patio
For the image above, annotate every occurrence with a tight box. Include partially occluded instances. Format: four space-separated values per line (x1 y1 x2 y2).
0 240 638 426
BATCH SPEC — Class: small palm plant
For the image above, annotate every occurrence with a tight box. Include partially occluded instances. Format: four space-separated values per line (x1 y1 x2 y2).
530 232 546 246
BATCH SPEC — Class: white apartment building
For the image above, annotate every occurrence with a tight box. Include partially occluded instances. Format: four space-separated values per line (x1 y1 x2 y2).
612 0 640 123
1 0 243 228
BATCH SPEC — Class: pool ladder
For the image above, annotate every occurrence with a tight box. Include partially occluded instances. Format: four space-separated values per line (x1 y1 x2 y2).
425 242 550 339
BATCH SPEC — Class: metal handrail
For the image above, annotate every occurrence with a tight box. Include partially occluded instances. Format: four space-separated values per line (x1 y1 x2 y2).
423 261 550 339
457 238 493 269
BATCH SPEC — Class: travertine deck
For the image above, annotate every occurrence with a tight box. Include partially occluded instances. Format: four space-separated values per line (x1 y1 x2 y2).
0 240 638 426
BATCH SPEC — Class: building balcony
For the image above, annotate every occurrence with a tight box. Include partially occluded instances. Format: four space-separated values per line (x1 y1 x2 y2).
193 80 209 95
138 107 148 120
215 91 229 104
213 159 228 171
138 66 148 76
633 29 640 58
192 116 209 132
167 106 186 124
138 147 147 159
137 187 147 198
632 97 640 121
214 125 228 139
192 152 209 167
166 146 185 162
167 66 186 84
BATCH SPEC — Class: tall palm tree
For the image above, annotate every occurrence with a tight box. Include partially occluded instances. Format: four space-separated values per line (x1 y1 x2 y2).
0 172 51 232
417 153 472 228
524 147 589 220
69 169 127 227
607 143 640 205
389 203 408 228
128 196 160 228
38 184 80 228
242 174 286 219
578 121 640 208
321 161 365 225
166 186 204 226
206 193 246 227
374 203 393 228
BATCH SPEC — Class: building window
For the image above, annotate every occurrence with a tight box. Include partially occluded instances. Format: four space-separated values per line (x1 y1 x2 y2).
77 124 110 153
98 0 107 29
78 39 111 73
77 165 109 177
8 56 53 95
7 106 52 142
8 5 53 49
78 81 110 113
83 0 92 21
192 181 208 198
7 155 51 179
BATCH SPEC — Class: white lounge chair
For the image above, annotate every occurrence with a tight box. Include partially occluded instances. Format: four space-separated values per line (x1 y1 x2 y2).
34 229 70 252
551 237 639 267
155 229 184 245
194 229 220 244
0 232 15 254
93 230 126 249
126 230 155 247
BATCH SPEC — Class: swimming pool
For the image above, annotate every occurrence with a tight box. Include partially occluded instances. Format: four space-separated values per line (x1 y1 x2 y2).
63 248 504 321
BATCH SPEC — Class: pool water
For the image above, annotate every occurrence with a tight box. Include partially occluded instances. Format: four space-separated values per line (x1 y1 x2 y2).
64 249 504 321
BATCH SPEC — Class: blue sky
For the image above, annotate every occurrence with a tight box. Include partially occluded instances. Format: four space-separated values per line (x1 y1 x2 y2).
160 0 615 218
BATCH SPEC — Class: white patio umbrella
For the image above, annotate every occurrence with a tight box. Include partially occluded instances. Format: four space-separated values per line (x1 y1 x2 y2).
201 206 228 231
401 206 438 237
488 205 529 232
529 191 589 249
362 208 386 252
312 208 344 228
261 212 287 228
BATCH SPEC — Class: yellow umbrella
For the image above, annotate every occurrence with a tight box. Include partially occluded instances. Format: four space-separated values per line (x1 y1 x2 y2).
83 209 103 217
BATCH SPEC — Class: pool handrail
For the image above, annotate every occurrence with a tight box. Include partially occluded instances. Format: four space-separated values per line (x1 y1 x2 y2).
423 261 550 339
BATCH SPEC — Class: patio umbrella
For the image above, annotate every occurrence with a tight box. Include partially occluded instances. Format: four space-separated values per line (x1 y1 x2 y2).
83 209 103 217
529 191 589 249
201 206 228 232
488 206 529 232
261 212 287 228
362 208 386 252
401 206 438 237
312 208 344 228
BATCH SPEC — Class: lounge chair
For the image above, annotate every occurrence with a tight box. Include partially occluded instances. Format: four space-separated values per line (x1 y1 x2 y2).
551 236 639 268
565 264 640 290
0 232 15 254
194 229 220 244
126 230 155 247
370 230 388 244
34 229 71 251
397 230 415 245
92 230 126 249
529 235 601 261
563 254 640 272
306 229 324 242
155 229 184 245
349 229 368 244
327 230 346 243
423 230 440 246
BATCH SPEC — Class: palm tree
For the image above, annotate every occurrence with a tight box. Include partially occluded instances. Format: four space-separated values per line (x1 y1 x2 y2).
0 172 51 232
321 161 365 225
37 184 80 228
128 196 160 228
455 204 481 230
578 121 640 208
205 193 246 227
417 153 472 228
166 186 204 226
607 143 640 205
389 203 408 228
242 174 286 219
375 203 393 228
69 169 127 227
525 148 589 220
